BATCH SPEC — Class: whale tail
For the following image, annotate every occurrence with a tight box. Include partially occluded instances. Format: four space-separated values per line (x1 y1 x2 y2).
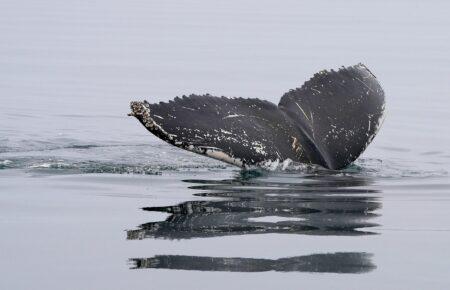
130 64 385 169
278 64 385 169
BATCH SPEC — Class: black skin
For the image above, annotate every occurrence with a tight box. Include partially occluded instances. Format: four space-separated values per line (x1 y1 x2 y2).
130 63 385 169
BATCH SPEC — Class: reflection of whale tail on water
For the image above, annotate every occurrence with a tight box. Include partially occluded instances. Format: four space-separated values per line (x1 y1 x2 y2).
127 175 381 240
127 174 380 273
130 252 375 274
129 64 385 169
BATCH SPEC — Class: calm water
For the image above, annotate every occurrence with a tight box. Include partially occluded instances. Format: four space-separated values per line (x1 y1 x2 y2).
1 0 449 289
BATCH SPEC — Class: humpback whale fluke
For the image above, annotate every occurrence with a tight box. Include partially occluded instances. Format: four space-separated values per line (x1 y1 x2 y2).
130 64 385 170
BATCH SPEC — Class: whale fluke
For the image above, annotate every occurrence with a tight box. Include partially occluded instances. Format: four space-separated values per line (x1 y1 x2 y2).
130 64 385 169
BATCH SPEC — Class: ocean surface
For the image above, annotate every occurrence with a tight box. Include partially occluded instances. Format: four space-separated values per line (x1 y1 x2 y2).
1 0 449 289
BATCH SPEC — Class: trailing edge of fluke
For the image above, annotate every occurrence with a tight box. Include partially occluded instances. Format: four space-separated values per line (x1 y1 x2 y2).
129 63 385 170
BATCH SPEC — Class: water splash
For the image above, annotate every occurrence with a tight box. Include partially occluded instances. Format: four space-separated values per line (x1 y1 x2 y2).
254 158 447 179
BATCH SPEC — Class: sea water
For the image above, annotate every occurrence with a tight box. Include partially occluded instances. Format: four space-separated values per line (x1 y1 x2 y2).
1 1 449 289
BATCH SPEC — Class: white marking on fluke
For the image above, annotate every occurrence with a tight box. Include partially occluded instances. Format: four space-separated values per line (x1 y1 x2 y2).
223 114 245 119
295 102 310 121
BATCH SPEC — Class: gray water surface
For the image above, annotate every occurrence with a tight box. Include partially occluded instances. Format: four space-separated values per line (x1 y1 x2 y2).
1 0 449 289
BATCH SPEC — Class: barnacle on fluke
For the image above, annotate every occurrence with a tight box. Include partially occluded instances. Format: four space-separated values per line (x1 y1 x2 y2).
130 64 385 170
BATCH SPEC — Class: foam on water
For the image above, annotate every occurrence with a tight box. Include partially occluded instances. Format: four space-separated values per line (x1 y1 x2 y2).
0 140 231 175
0 137 447 179
250 157 447 179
